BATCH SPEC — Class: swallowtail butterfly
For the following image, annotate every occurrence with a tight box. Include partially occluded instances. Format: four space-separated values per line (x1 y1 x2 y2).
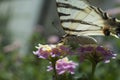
56 0 120 45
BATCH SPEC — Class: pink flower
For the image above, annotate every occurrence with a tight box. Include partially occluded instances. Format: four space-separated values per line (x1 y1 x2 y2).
33 44 71 60
78 45 117 63
47 57 78 75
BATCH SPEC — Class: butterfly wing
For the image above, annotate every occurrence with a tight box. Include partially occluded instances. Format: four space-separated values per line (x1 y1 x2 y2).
61 35 97 45
56 0 107 36
56 0 120 45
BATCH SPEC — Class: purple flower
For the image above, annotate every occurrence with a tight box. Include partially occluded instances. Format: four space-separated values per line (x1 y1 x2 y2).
78 45 117 63
47 57 78 75
33 44 71 60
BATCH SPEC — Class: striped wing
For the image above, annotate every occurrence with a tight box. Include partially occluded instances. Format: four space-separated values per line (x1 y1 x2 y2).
56 0 107 36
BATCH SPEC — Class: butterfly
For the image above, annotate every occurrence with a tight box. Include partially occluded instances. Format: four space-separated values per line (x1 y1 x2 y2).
56 0 120 45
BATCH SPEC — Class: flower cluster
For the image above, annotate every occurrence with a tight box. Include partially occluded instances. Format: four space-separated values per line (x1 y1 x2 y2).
78 45 117 63
47 57 78 75
33 44 71 60
33 42 117 80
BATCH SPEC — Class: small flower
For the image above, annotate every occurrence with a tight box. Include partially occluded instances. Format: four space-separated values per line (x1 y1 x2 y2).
33 43 71 60
78 45 117 63
47 57 78 75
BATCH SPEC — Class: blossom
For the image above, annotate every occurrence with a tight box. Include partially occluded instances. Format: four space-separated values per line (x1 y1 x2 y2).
47 57 78 75
78 45 117 63
33 44 71 59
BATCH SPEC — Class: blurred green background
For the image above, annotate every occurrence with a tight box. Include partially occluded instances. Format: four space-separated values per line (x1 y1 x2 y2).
0 0 120 80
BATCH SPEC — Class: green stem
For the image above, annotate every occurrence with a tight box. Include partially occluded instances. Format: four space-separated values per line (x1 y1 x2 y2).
91 62 97 80
52 61 58 80
63 73 68 80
